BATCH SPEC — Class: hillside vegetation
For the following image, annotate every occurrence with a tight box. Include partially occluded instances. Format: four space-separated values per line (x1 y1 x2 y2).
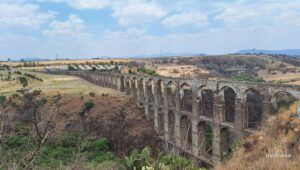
0 70 205 169
216 102 300 170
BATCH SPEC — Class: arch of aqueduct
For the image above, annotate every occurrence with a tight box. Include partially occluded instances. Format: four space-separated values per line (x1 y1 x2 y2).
47 70 300 165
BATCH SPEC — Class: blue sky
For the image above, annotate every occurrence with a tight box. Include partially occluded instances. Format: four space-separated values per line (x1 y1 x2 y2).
1 0 300 60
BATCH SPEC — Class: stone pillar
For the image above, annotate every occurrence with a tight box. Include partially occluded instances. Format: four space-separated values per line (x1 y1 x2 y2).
213 94 223 123
136 80 141 103
153 81 159 131
263 96 272 126
175 84 180 112
144 104 149 119
144 80 149 104
164 109 169 141
163 83 168 109
235 98 245 129
192 119 199 155
175 112 181 147
154 106 159 132
212 125 221 163
212 94 223 163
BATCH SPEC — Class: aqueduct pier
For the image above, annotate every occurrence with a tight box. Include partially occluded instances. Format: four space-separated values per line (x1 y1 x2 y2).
46 70 300 165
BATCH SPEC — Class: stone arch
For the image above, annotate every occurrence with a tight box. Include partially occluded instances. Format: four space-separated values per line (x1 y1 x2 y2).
245 88 264 128
180 115 192 150
147 79 155 103
222 86 236 123
157 108 164 136
271 91 297 112
179 83 193 112
198 121 213 157
157 80 165 106
166 81 177 108
168 110 175 142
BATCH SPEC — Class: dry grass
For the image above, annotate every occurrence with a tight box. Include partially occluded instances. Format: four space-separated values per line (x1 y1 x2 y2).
258 70 300 85
0 71 127 97
216 102 300 170
155 64 210 78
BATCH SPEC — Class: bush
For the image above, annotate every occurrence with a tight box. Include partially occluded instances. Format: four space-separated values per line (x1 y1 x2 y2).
232 74 265 82
89 92 96 97
59 132 86 147
84 100 94 111
80 100 95 116
84 138 109 152
19 76 28 88
0 95 6 104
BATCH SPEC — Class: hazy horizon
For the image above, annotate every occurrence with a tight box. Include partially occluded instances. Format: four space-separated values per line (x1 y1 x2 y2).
1 0 300 60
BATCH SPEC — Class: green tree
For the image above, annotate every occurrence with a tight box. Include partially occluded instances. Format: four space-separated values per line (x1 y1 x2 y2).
19 77 28 88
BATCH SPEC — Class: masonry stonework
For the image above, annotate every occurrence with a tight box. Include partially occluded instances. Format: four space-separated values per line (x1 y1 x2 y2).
46 70 300 166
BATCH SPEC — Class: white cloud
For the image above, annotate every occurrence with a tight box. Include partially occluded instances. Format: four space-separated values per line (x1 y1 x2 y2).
214 0 300 28
112 1 167 26
104 27 147 39
42 0 167 26
43 14 87 37
0 2 55 29
162 11 208 28
39 0 111 9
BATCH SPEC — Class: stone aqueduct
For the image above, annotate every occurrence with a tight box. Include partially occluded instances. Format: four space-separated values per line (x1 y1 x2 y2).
47 70 300 165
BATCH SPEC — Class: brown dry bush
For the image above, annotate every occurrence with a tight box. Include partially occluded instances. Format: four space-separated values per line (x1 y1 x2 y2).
216 102 300 170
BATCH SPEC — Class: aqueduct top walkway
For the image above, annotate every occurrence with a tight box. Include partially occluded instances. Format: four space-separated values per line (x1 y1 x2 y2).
46 70 300 165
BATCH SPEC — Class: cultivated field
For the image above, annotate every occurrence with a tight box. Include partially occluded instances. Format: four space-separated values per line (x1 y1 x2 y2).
0 71 126 97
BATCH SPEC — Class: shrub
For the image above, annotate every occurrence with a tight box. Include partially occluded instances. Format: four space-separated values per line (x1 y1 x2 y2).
89 92 96 97
59 132 86 148
84 138 109 152
19 76 28 88
84 100 94 111
0 95 6 104
232 74 265 82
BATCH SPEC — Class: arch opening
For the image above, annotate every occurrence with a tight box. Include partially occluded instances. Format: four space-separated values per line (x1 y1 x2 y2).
168 110 175 142
198 122 213 157
224 87 236 123
147 79 155 103
157 80 165 106
180 115 192 150
120 76 125 92
125 78 131 95
166 81 176 108
138 79 145 101
132 78 138 98
202 89 214 118
220 128 233 159
245 89 264 128
148 104 155 121
157 108 164 136
180 83 193 112
271 91 297 112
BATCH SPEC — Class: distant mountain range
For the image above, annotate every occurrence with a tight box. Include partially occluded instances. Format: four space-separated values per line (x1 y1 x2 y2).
237 49 300 56
133 52 205 58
